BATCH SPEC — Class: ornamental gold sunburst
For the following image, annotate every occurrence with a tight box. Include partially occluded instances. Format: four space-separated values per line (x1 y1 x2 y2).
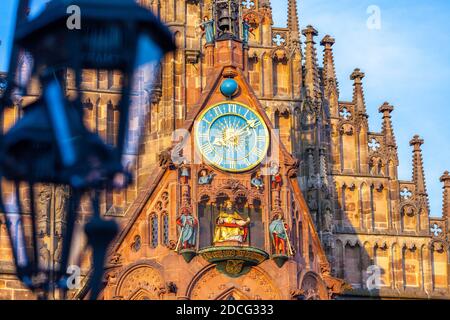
195 102 270 172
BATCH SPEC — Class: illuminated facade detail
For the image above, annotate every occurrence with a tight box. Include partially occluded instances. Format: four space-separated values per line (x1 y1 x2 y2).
195 102 270 172
0 0 448 300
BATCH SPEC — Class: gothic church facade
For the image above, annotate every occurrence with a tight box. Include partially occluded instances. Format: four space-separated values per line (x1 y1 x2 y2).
0 0 449 300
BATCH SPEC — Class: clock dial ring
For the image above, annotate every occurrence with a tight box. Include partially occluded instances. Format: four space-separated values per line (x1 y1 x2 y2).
195 101 270 173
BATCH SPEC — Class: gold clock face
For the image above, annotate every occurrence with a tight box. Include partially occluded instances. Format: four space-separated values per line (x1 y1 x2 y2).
195 102 270 172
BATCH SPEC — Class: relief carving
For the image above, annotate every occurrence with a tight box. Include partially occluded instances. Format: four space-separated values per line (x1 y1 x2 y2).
37 184 52 237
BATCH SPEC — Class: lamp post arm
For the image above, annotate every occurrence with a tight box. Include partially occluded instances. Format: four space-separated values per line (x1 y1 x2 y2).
0 0 29 112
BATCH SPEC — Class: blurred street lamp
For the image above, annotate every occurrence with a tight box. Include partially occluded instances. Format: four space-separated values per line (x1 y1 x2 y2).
0 0 175 299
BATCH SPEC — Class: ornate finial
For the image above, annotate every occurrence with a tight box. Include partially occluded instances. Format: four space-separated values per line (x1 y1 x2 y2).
379 102 396 148
259 0 271 8
409 135 424 151
441 171 450 220
379 102 393 114
320 35 335 47
441 171 450 186
321 35 339 99
302 25 318 41
350 68 367 114
409 134 428 206
350 68 365 83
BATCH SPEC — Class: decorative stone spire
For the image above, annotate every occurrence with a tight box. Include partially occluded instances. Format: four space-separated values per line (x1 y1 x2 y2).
287 0 300 45
320 35 339 97
409 135 428 198
350 68 367 115
379 102 397 148
440 171 450 221
302 25 321 102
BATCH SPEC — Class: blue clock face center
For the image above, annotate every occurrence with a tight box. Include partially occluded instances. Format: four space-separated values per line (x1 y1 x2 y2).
210 115 255 161
196 102 269 172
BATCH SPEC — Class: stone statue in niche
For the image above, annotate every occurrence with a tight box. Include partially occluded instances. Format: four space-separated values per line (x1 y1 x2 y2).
270 162 282 190
198 169 215 185
180 163 190 184
54 237 62 265
323 206 333 233
200 16 215 44
39 242 50 269
251 171 264 190
213 200 250 244
176 207 198 250
55 185 70 236
242 17 254 44
269 211 292 255
37 185 52 237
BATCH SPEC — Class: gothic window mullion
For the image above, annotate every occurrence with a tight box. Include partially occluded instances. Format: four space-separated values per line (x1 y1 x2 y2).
150 213 158 248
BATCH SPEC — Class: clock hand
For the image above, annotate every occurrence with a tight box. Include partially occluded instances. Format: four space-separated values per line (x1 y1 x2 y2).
221 119 259 147
227 120 257 141
212 136 226 147
247 119 259 129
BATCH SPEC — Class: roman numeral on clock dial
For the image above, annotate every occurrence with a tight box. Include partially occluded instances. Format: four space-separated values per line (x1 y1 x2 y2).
214 107 223 117
254 147 265 159
201 143 214 154
228 104 237 113
257 135 266 142
212 154 223 165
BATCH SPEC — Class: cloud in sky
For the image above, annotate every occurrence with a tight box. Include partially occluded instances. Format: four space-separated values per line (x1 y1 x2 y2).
0 0 449 217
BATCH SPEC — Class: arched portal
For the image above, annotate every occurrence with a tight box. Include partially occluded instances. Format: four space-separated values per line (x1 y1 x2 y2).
298 272 329 300
115 264 165 300
186 265 281 300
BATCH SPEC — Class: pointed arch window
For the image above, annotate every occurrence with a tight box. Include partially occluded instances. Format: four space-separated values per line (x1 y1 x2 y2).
162 212 169 247
106 100 116 146
298 221 303 256
150 214 158 248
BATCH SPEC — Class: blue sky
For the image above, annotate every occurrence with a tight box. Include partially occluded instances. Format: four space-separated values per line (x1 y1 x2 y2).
272 0 450 217
0 0 449 217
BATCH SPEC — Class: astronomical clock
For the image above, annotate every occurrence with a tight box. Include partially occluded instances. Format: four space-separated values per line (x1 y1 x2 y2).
168 76 300 278
195 101 270 172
